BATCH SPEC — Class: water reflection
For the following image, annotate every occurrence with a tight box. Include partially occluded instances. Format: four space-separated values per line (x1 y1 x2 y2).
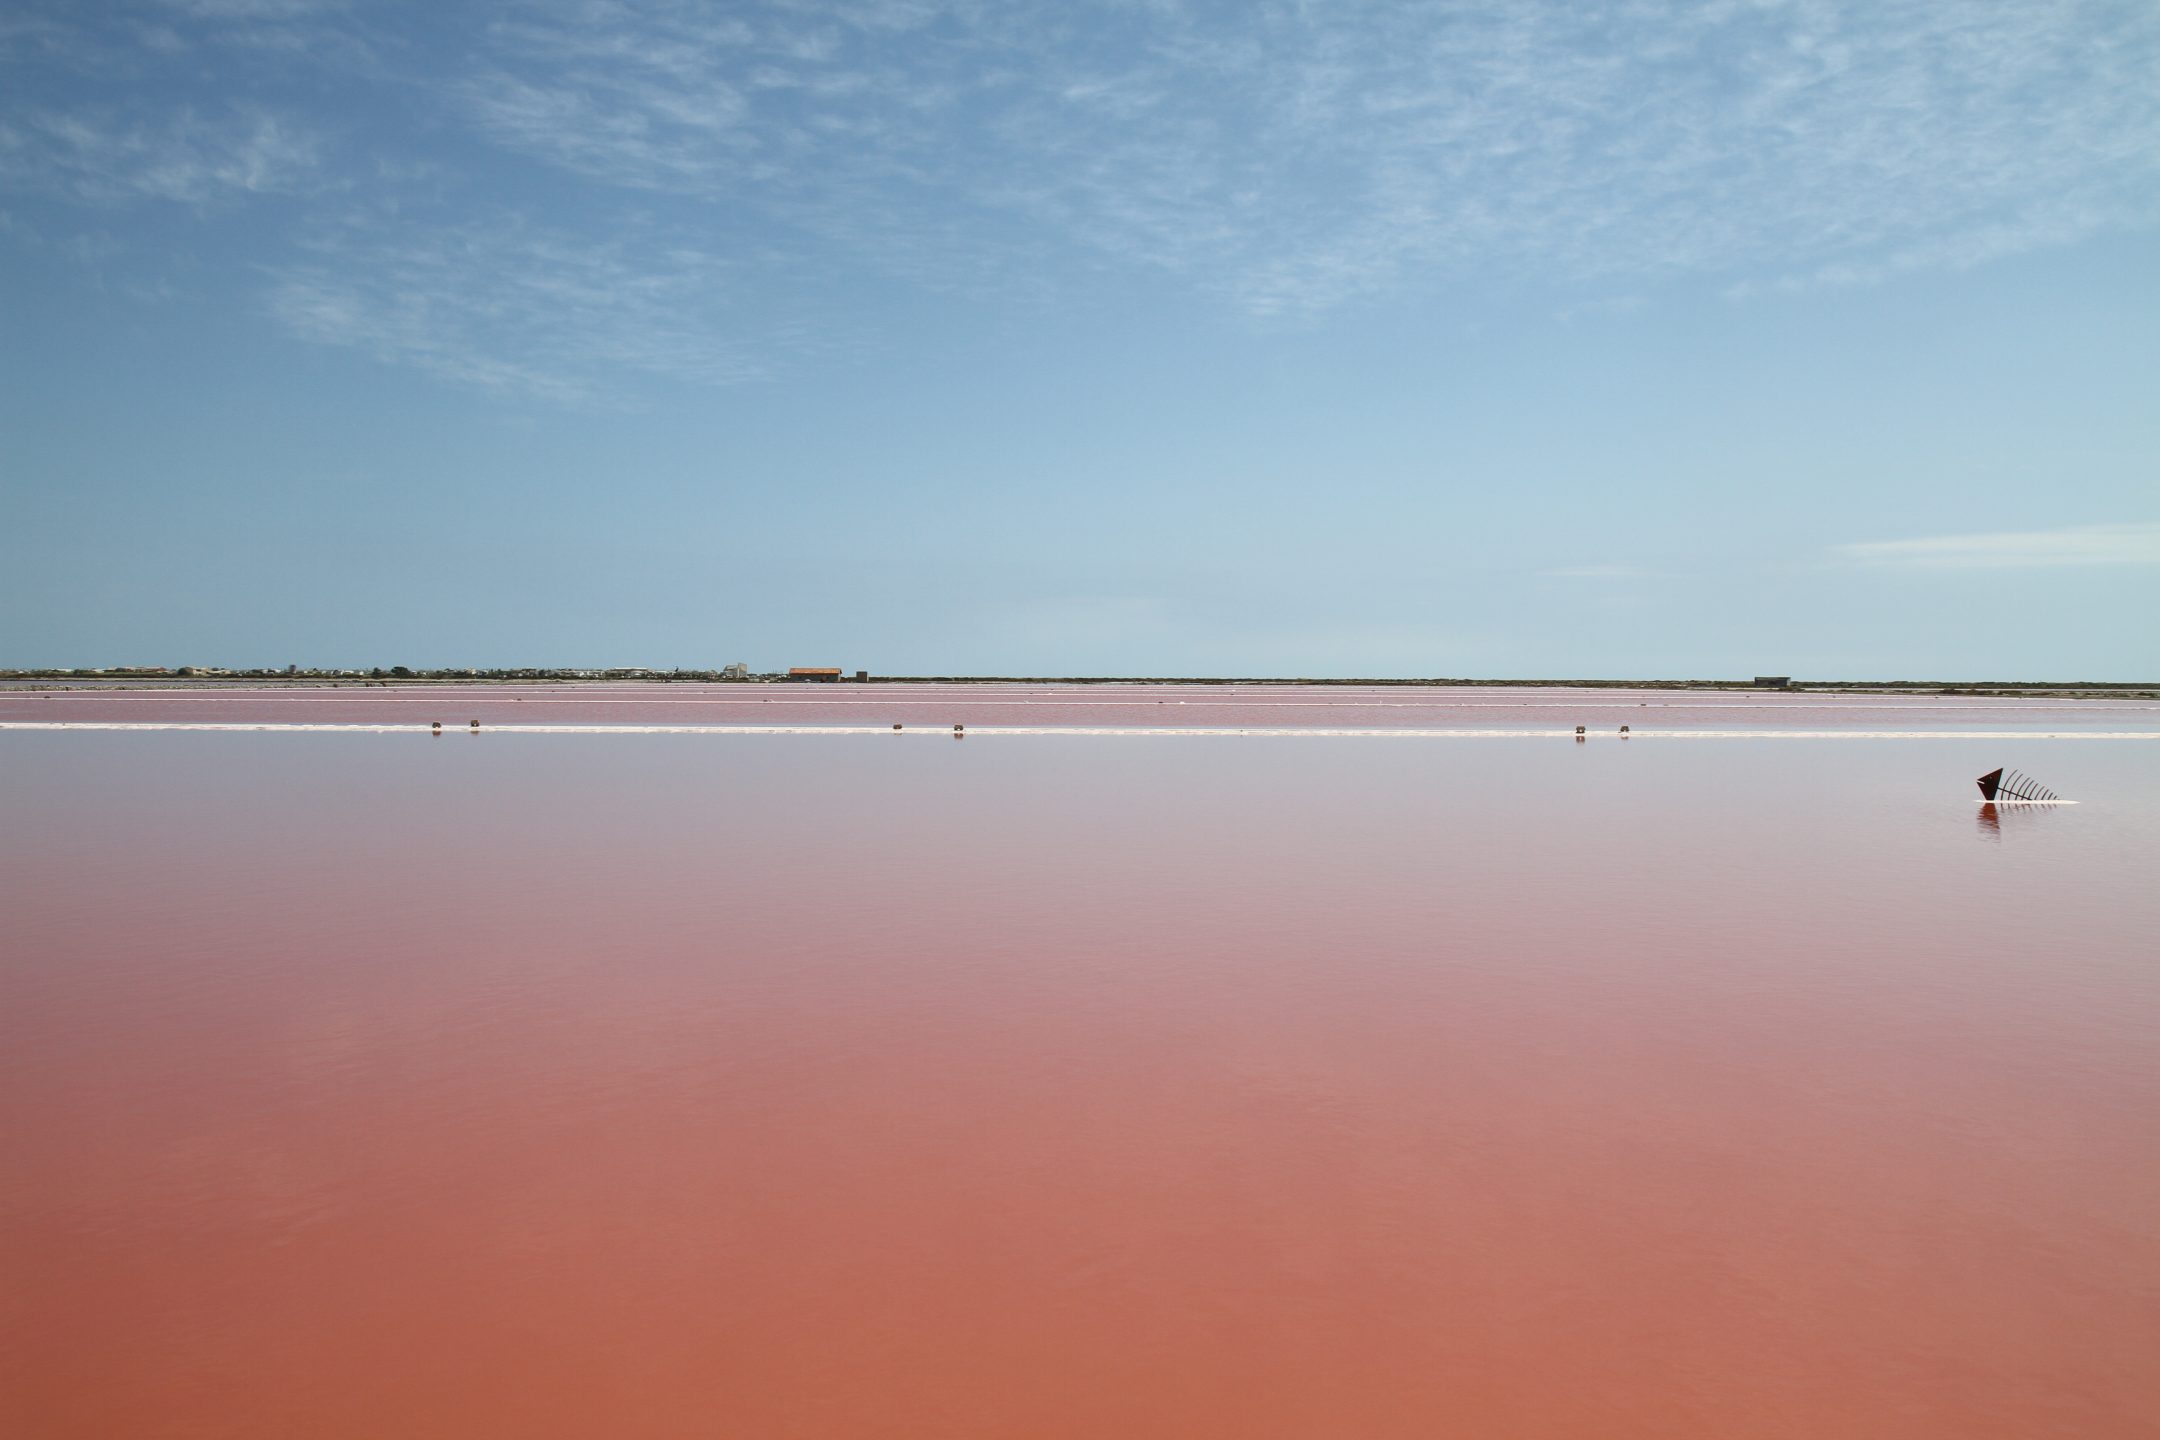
1977 801 2056 842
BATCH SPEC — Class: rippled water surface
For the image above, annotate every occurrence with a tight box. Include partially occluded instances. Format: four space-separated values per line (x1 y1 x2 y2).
4 716 2157 1438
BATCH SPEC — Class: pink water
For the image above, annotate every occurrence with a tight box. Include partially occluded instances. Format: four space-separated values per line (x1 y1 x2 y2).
4 680 2155 731
4 709 2157 1437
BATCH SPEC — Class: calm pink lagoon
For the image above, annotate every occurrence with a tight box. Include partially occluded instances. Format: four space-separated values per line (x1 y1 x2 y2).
4 685 2157 1437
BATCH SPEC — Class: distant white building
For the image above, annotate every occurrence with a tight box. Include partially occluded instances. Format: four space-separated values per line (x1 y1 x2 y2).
721 662 750 680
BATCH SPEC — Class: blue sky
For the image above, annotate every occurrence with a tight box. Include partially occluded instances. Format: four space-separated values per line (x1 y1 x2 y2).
2 0 2155 678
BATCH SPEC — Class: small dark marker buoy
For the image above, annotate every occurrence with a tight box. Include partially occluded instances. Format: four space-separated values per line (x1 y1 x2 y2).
470 719 479 730
431 721 441 735
893 722 903 730
1575 725 1586 735
1619 724 1629 736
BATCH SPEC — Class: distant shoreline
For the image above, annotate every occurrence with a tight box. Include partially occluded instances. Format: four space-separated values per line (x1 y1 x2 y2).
3 673 2154 699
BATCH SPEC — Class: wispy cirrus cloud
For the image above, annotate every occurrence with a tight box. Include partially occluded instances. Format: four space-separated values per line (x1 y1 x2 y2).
0 105 319 204
149 0 371 58
265 212 783 406
6 0 2158 397
454 1 2160 314
1832 523 2160 570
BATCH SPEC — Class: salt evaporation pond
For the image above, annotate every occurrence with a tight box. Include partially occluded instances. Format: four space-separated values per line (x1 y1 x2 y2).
4 688 2156 1437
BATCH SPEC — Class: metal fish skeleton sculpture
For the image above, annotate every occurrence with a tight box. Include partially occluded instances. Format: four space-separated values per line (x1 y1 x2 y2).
1977 768 2059 803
